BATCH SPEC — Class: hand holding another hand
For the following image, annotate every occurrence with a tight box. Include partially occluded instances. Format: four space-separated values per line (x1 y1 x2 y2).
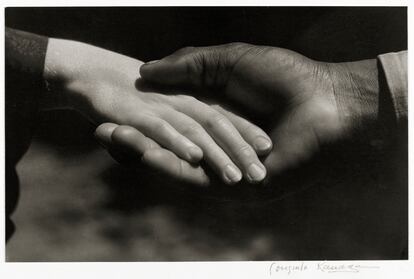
44 39 272 186
136 43 380 178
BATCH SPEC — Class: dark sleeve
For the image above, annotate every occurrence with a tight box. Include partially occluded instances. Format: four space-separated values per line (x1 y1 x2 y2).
5 27 49 241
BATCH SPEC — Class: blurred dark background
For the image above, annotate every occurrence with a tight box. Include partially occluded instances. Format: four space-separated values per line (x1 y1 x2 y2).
5 7 407 261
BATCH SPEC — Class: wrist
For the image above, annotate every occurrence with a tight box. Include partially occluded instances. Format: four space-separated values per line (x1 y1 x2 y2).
43 38 88 110
43 38 144 114
327 59 380 141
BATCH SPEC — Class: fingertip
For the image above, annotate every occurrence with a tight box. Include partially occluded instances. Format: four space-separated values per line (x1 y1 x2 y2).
253 136 273 156
94 122 118 146
246 162 267 184
140 60 160 81
95 122 118 137
223 164 242 185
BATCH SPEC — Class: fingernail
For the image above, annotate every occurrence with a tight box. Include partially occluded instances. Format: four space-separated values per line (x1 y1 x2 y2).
223 164 242 184
254 136 272 152
247 163 266 183
187 146 203 162
145 60 160 65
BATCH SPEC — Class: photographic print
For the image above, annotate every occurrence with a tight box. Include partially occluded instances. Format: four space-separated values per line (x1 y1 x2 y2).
4 6 407 262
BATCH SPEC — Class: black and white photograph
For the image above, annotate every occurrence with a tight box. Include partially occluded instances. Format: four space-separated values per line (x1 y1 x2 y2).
1 2 411 277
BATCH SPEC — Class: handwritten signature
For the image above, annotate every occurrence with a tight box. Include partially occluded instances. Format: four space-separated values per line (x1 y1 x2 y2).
316 261 380 273
269 262 308 275
269 261 379 276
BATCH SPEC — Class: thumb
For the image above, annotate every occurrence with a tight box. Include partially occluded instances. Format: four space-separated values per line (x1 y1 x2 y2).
140 43 253 89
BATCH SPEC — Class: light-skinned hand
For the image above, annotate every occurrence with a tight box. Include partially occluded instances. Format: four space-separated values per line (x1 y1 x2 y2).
44 39 272 185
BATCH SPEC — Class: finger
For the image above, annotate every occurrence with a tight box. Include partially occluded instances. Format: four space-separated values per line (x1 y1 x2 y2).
162 109 242 185
143 148 210 186
95 122 118 147
99 124 210 186
95 123 153 166
211 105 272 156
174 98 267 183
130 115 203 163
111 125 159 152
95 122 135 165
112 125 210 186
140 43 254 89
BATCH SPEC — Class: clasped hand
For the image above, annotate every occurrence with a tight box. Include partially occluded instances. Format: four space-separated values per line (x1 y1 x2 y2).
46 40 377 187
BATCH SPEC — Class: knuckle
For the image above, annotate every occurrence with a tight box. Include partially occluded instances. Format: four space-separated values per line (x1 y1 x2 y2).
112 125 134 140
205 112 228 130
226 42 249 49
179 94 197 104
186 54 205 84
168 47 196 62
210 104 223 111
225 42 254 55
235 144 254 159
150 120 169 135
177 46 196 54
181 123 203 138
149 120 182 148
184 46 197 55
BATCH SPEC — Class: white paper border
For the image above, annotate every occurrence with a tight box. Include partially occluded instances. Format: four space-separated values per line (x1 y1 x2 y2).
1 1 412 278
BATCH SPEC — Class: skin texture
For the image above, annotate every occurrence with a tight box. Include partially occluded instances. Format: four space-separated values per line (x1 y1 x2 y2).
104 43 379 183
44 39 272 185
